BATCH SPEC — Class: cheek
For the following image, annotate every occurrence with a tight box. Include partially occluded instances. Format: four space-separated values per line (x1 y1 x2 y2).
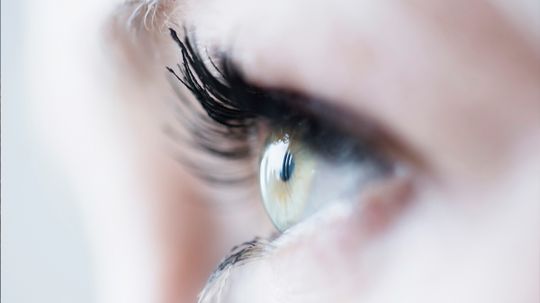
224 212 382 303
218 180 414 303
212 175 539 303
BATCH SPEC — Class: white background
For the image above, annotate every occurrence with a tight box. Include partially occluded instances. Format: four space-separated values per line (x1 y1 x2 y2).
1 1 161 302
1 1 95 302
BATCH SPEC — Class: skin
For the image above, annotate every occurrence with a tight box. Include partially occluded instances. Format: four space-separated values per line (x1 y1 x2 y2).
103 0 540 302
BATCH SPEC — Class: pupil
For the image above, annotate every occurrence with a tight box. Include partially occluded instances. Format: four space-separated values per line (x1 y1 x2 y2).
280 151 295 182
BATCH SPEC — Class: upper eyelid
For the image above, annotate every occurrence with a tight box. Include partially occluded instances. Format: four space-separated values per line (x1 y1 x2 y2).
167 27 424 178
168 28 378 142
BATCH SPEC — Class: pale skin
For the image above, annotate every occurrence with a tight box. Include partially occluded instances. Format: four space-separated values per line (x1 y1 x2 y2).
104 0 540 302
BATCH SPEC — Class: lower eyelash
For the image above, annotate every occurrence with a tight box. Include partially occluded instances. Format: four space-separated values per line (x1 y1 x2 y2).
198 237 272 303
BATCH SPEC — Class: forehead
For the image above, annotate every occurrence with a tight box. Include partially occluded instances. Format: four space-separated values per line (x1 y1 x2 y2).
180 0 540 183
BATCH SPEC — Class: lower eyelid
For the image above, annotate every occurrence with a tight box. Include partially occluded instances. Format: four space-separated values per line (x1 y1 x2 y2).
353 177 415 235
199 177 414 302
198 237 272 302
267 176 415 250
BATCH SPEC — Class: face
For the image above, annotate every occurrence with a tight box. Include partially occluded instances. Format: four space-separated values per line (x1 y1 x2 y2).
108 0 540 302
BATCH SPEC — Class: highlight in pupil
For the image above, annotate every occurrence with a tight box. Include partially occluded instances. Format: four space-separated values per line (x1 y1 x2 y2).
280 151 295 182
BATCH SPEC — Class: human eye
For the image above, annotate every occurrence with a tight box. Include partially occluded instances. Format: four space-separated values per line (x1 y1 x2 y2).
258 118 397 231
166 28 411 233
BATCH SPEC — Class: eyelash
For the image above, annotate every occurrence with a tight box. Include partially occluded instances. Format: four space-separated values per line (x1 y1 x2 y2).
165 28 391 184
165 28 305 183
164 28 261 183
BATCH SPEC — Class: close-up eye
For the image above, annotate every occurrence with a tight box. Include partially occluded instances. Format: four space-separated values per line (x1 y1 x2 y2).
6 1 539 303
166 28 402 234
259 124 394 231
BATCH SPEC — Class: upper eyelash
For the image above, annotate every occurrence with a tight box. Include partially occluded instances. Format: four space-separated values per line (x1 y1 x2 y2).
167 28 292 126
165 28 399 184
166 27 313 184
167 31 256 129
166 27 313 128
165 28 270 184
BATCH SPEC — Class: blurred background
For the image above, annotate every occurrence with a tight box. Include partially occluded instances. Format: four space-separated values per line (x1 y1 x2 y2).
1 1 96 302
1 1 166 302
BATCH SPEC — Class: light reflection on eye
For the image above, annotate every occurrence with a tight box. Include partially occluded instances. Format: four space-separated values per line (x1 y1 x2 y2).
259 128 393 232
259 131 316 231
